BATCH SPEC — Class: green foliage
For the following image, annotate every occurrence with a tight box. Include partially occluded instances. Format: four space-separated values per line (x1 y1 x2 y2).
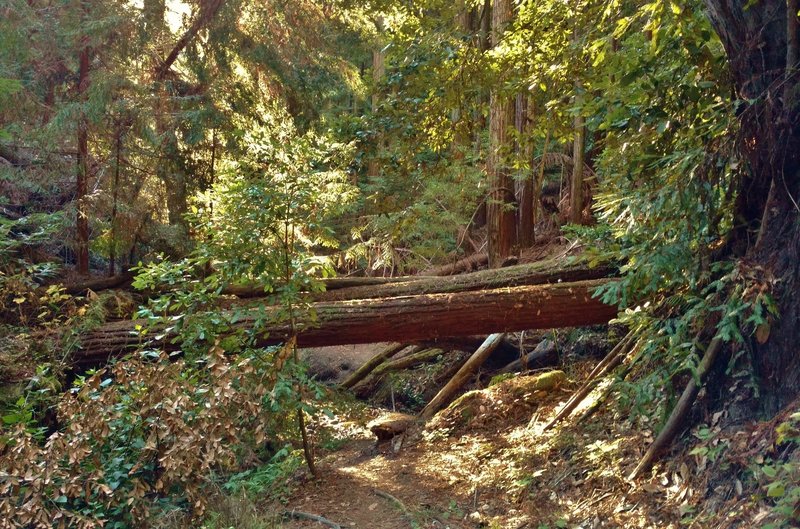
758 412 800 529
223 445 302 502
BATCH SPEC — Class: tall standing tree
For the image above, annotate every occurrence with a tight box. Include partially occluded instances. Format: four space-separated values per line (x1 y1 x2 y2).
487 0 517 267
76 15 91 275
702 0 799 408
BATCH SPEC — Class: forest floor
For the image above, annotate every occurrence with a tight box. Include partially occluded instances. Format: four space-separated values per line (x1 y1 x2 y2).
271 343 775 529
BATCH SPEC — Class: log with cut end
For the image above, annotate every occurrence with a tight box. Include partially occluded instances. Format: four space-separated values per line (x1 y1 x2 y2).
72 279 617 367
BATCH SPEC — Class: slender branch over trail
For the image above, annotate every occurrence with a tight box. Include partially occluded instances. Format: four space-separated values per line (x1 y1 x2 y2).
628 337 723 480
73 279 617 367
419 333 506 420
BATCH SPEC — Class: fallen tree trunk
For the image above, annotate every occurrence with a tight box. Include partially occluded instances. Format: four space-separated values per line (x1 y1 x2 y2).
352 348 446 398
225 275 440 298
73 279 617 367
496 339 558 374
422 253 488 276
61 272 135 295
316 258 615 302
340 343 408 389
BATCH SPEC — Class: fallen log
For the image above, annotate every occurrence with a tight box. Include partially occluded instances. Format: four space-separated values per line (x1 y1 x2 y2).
352 348 446 398
413 335 520 368
496 338 558 374
340 343 408 389
420 253 488 276
62 272 135 295
73 279 617 367
317 257 614 302
225 275 440 298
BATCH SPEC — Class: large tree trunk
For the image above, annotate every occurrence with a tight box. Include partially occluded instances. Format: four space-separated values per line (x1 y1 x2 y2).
487 0 517 267
72 279 616 367
703 0 800 410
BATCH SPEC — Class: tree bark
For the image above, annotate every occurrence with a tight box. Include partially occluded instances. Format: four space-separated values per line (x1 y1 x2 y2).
487 0 517 267
76 38 91 276
517 94 535 247
72 279 616 367
703 0 800 410
318 257 614 302
367 17 385 181
570 88 585 225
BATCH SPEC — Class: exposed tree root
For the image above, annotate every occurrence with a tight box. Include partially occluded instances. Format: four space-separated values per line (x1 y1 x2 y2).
628 337 723 480
543 331 636 431
282 510 342 528
373 488 410 515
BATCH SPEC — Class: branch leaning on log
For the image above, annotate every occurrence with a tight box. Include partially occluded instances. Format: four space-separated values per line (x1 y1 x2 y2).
72 279 618 368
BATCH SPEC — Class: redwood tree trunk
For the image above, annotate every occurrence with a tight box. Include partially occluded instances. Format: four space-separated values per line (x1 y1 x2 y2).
76 41 91 276
487 0 517 267
517 94 535 247
704 0 800 410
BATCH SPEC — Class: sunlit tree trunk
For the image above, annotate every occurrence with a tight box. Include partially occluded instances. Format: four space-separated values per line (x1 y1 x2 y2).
368 17 385 181
473 0 491 229
570 86 585 225
517 94 535 246
487 0 517 267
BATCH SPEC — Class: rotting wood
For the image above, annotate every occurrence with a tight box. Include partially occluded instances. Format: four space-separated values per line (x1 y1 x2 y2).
628 337 723 480
72 279 617 367
419 333 506 420
340 343 407 389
